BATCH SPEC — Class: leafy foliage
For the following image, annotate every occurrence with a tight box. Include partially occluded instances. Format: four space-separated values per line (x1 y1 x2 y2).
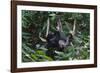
22 10 90 62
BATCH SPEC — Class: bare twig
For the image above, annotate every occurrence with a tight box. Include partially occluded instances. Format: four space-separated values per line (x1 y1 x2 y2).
72 19 76 35
57 17 63 32
46 18 50 37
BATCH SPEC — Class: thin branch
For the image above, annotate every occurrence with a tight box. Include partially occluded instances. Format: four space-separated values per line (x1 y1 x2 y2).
56 16 63 32
46 18 50 37
72 19 76 35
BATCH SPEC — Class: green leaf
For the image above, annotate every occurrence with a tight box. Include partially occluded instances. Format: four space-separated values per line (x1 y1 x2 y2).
36 50 46 55
42 55 53 61
31 54 38 61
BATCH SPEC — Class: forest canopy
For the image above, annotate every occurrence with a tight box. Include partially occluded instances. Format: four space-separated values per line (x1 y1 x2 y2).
22 10 90 62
